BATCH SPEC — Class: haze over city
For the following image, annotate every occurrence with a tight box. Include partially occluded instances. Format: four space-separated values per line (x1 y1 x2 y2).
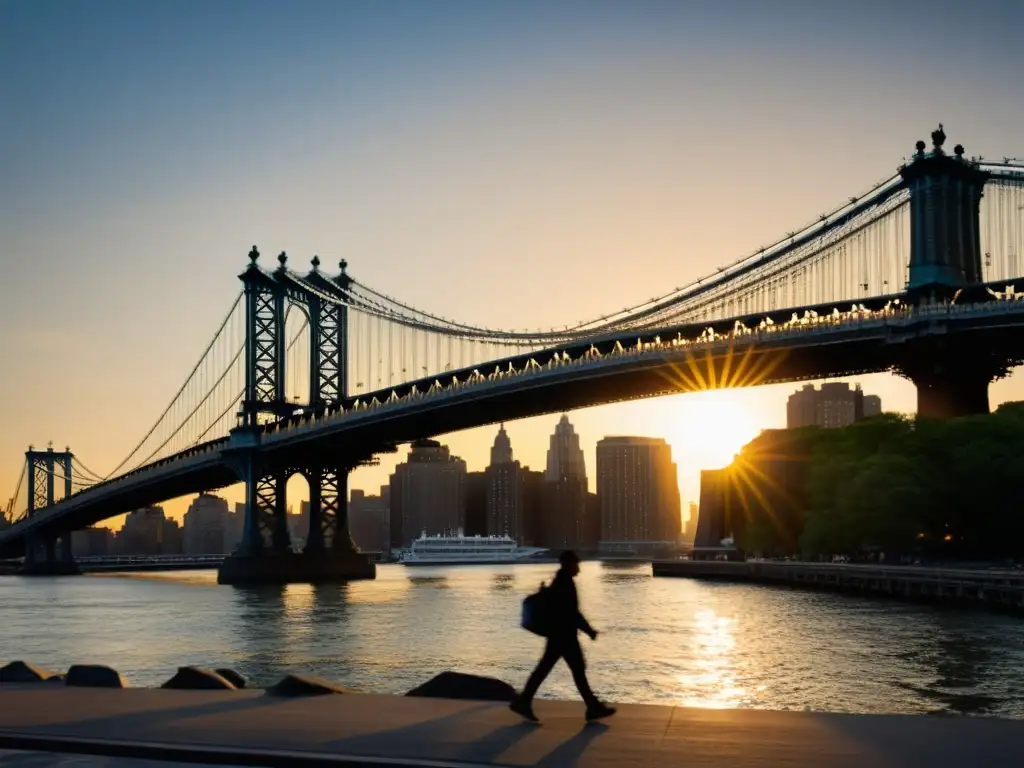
3 0 1023 525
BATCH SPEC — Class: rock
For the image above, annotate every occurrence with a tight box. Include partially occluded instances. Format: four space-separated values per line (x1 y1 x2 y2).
266 673 355 697
406 672 516 702
65 664 127 688
161 667 236 690
0 661 60 683
215 668 246 689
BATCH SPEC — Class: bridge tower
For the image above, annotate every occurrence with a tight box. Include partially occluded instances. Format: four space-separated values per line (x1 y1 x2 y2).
239 247 351 425
901 124 991 302
23 445 77 573
221 247 372 584
898 126 1007 419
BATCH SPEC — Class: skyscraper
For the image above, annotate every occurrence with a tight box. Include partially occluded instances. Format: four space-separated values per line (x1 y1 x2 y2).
389 439 467 545
545 415 587 481
117 506 179 555
596 436 681 553
349 486 390 554
183 493 230 554
486 424 525 542
540 415 595 551
464 471 487 536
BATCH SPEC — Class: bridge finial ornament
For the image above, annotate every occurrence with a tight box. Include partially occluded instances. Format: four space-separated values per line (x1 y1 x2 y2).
277 251 288 269
311 255 320 271
915 140 926 158
931 123 946 153
339 259 348 274
954 144 965 159
248 246 260 264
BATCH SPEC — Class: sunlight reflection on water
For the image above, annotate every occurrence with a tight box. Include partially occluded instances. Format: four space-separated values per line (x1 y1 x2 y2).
2 562 1024 718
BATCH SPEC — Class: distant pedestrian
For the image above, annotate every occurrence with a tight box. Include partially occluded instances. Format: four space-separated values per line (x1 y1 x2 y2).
511 550 616 722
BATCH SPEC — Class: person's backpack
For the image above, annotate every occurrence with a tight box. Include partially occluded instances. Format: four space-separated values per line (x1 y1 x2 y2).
521 582 551 637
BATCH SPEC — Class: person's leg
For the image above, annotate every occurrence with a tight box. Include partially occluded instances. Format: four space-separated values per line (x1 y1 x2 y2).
520 640 561 703
561 638 599 707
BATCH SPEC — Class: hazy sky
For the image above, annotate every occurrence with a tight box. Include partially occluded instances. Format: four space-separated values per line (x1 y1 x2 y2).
2 0 1023 523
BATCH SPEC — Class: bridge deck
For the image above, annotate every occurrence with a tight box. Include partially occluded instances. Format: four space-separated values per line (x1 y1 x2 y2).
0 687 1021 767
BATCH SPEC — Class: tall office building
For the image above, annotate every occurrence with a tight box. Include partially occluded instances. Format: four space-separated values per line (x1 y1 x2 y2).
349 486 390 554
183 493 231 554
596 436 681 553
464 472 487 536
73 526 115 557
540 415 595 551
389 439 467 546
116 506 180 555
485 425 525 542
786 382 882 429
863 394 882 418
521 469 544 547
545 415 587 481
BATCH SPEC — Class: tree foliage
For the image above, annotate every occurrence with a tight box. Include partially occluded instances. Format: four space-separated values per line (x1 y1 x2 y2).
797 406 1024 560
725 404 1024 561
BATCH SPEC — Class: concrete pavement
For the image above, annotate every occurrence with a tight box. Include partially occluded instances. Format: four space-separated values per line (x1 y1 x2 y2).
0 687 1022 767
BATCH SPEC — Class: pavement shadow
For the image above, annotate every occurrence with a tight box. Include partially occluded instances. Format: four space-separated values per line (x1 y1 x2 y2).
33 692 281 737
535 722 609 767
326 703 493 758
451 721 538 764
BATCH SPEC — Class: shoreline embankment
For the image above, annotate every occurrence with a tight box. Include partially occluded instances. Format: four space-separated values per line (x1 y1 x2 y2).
653 559 1024 614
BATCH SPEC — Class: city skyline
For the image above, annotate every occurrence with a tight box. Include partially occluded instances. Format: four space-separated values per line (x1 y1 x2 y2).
3 1 1024 527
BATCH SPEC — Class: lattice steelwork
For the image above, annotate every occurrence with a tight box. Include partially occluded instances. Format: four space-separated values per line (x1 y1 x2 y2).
314 300 344 405
25 449 72 517
29 460 49 515
247 284 282 415
319 467 343 551
253 473 279 549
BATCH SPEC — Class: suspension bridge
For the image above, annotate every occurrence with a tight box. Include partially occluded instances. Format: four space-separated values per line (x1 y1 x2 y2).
2 126 1023 582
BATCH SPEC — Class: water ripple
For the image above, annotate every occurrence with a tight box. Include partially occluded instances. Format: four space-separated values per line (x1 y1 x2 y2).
1 562 1023 717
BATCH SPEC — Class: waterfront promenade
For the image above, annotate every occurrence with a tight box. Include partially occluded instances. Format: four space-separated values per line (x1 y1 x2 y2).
0 687 1023 767
654 559 1024 613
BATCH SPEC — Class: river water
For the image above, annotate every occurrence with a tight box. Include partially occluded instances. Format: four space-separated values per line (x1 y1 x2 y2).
1 562 1023 718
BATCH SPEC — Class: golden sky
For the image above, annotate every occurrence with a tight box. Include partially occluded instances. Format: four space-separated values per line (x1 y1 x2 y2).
2 1 1022 525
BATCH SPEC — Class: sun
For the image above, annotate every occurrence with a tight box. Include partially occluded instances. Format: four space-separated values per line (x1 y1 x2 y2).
666 390 763 472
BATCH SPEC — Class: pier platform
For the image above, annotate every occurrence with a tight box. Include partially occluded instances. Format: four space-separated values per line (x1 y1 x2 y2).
0 687 1023 767
654 559 1024 613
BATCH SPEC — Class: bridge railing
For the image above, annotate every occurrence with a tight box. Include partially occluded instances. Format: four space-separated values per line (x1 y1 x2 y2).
260 292 1024 442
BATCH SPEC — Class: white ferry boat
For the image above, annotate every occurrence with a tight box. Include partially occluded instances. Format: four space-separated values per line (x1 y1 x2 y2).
400 531 547 566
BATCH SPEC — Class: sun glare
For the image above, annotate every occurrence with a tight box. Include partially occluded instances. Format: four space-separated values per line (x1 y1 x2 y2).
667 391 762 473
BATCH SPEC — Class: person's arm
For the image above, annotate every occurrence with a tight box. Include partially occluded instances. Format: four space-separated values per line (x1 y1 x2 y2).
572 582 597 639
577 610 597 639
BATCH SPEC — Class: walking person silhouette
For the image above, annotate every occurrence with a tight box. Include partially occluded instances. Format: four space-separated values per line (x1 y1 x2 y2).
511 550 616 722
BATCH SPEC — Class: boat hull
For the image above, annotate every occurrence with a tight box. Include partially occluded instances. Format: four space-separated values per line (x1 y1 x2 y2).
401 556 556 567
